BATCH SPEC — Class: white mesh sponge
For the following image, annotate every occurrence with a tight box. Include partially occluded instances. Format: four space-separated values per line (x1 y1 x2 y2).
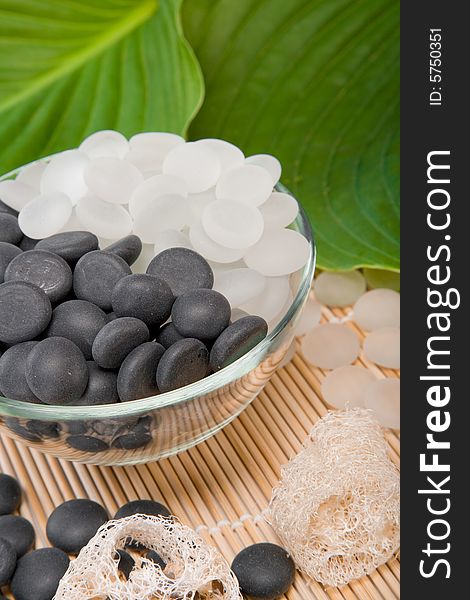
54 514 242 600
268 408 400 587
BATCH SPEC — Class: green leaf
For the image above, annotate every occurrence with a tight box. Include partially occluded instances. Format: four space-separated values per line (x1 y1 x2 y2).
183 0 399 271
0 0 204 174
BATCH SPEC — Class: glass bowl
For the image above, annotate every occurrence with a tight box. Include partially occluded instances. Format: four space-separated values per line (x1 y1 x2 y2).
0 160 315 466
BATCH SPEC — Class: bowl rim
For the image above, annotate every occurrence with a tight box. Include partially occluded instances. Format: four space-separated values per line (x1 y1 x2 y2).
0 159 316 420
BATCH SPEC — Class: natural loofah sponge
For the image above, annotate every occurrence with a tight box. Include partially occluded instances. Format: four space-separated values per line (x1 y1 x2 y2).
54 514 242 600
268 408 400 587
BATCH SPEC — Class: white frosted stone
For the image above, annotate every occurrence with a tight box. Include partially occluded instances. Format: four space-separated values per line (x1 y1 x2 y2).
321 365 376 409
353 289 400 331
163 142 221 193
84 157 143 205
244 228 310 276
41 150 89 205
260 192 298 229
279 340 297 368
129 174 188 218
76 194 132 239
301 323 360 369
269 291 294 331
0 180 37 211
188 189 217 223
216 164 273 207
230 308 250 322
294 296 322 336
209 259 246 276
19 192 73 239
128 132 184 173
133 194 190 244
59 209 85 233
245 154 282 185
16 160 47 189
240 276 291 322
197 139 244 172
364 327 400 369
314 270 367 308
202 200 264 249
154 229 192 255
214 268 266 308
364 378 400 429
189 223 246 264
79 130 129 159
132 243 155 274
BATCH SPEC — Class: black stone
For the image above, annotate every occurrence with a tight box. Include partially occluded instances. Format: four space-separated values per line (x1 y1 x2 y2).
0 473 21 515
155 322 185 349
19 235 38 251
0 199 18 217
112 273 174 329
25 337 88 405
210 316 268 371
117 342 165 402
156 338 209 393
92 317 149 369
115 499 171 520
46 499 108 554
66 435 109 453
71 361 119 406
46 300 108 359
111 417 153 450
146 247 214 297
0 515 35 557
5 418 41 442
4 249 73 303
0 241 22 283
146 549 167 570
0 342 41 403
0 213 22 245
36 231 99 263
231 543 295 600
0 281 52 345
104 235 142 266
11 547 70 600
26 419 60 439
116 549 135 579
0 537 17 586
73 250 132 311
171 289 231 341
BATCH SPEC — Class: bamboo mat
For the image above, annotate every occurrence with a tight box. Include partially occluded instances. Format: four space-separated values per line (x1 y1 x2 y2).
0 303 400 600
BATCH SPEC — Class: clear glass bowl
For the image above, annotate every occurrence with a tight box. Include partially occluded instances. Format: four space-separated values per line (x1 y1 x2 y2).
0 160 315 466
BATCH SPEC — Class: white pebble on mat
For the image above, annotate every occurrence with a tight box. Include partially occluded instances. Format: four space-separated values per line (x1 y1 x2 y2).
364 378 400 429
321 365 376 409
294 296 322 336
314 270 366 307
363 327 400 369
353 288 400 331
301 323 360 369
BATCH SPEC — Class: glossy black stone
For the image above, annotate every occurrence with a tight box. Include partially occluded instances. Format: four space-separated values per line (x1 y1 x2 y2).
47 499 108 554
146 247 214 297
111 416 153 450
26 419 60 439
231 543 295 600
0 473 21 515
156 338 209 393
66 435 109 453
0 199 18 217
4 249 73 303
0 515 35 557
104 235 142 266
92 317 149 369
36 231 99 263
19 235 38 251
112 273 174 329
115 499 171 520
210 316 268 371
117 342 165 402
146 549 166 570
0 537 17 586
155 322 185 349
0 342 41 403
11 547 70 600
0 281 52 345
71 361 119 406
73 250 132 311
116 549 134 579
0 213 22 245
0 241 22 283
171 289 231 341
46 300 108 359
5 418 41 442
25 337 88 405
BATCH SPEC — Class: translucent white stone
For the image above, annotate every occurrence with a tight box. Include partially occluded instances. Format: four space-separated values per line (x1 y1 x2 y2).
364 378 400 429
188 189 217 223
197 139 244 172
41 150 89 205
163 142 221 193
19 192 73 239
131 243 155 274
76 194 132 239
363 268 400 292
59 209 85 233
230 308 249 322
189 223 246 263
244 228 310 276
202 200 264 250
364 327 400 369
79 130 129 159
133 194 190 244
294 296 322 336
260 192 298 229
353 289 400 331
154 229 192 255
314 270 367 308
245 154 282 185
216 164 273 207
214 268 266 308
301 323 360 369
321 365 376 409
268 291 293 331
279 340 297 368
209 259 246 276
129 174 188 218
84 157 143 205
16 160 47 189
0 180 37 211
240 276 291 322
128 132 184 173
